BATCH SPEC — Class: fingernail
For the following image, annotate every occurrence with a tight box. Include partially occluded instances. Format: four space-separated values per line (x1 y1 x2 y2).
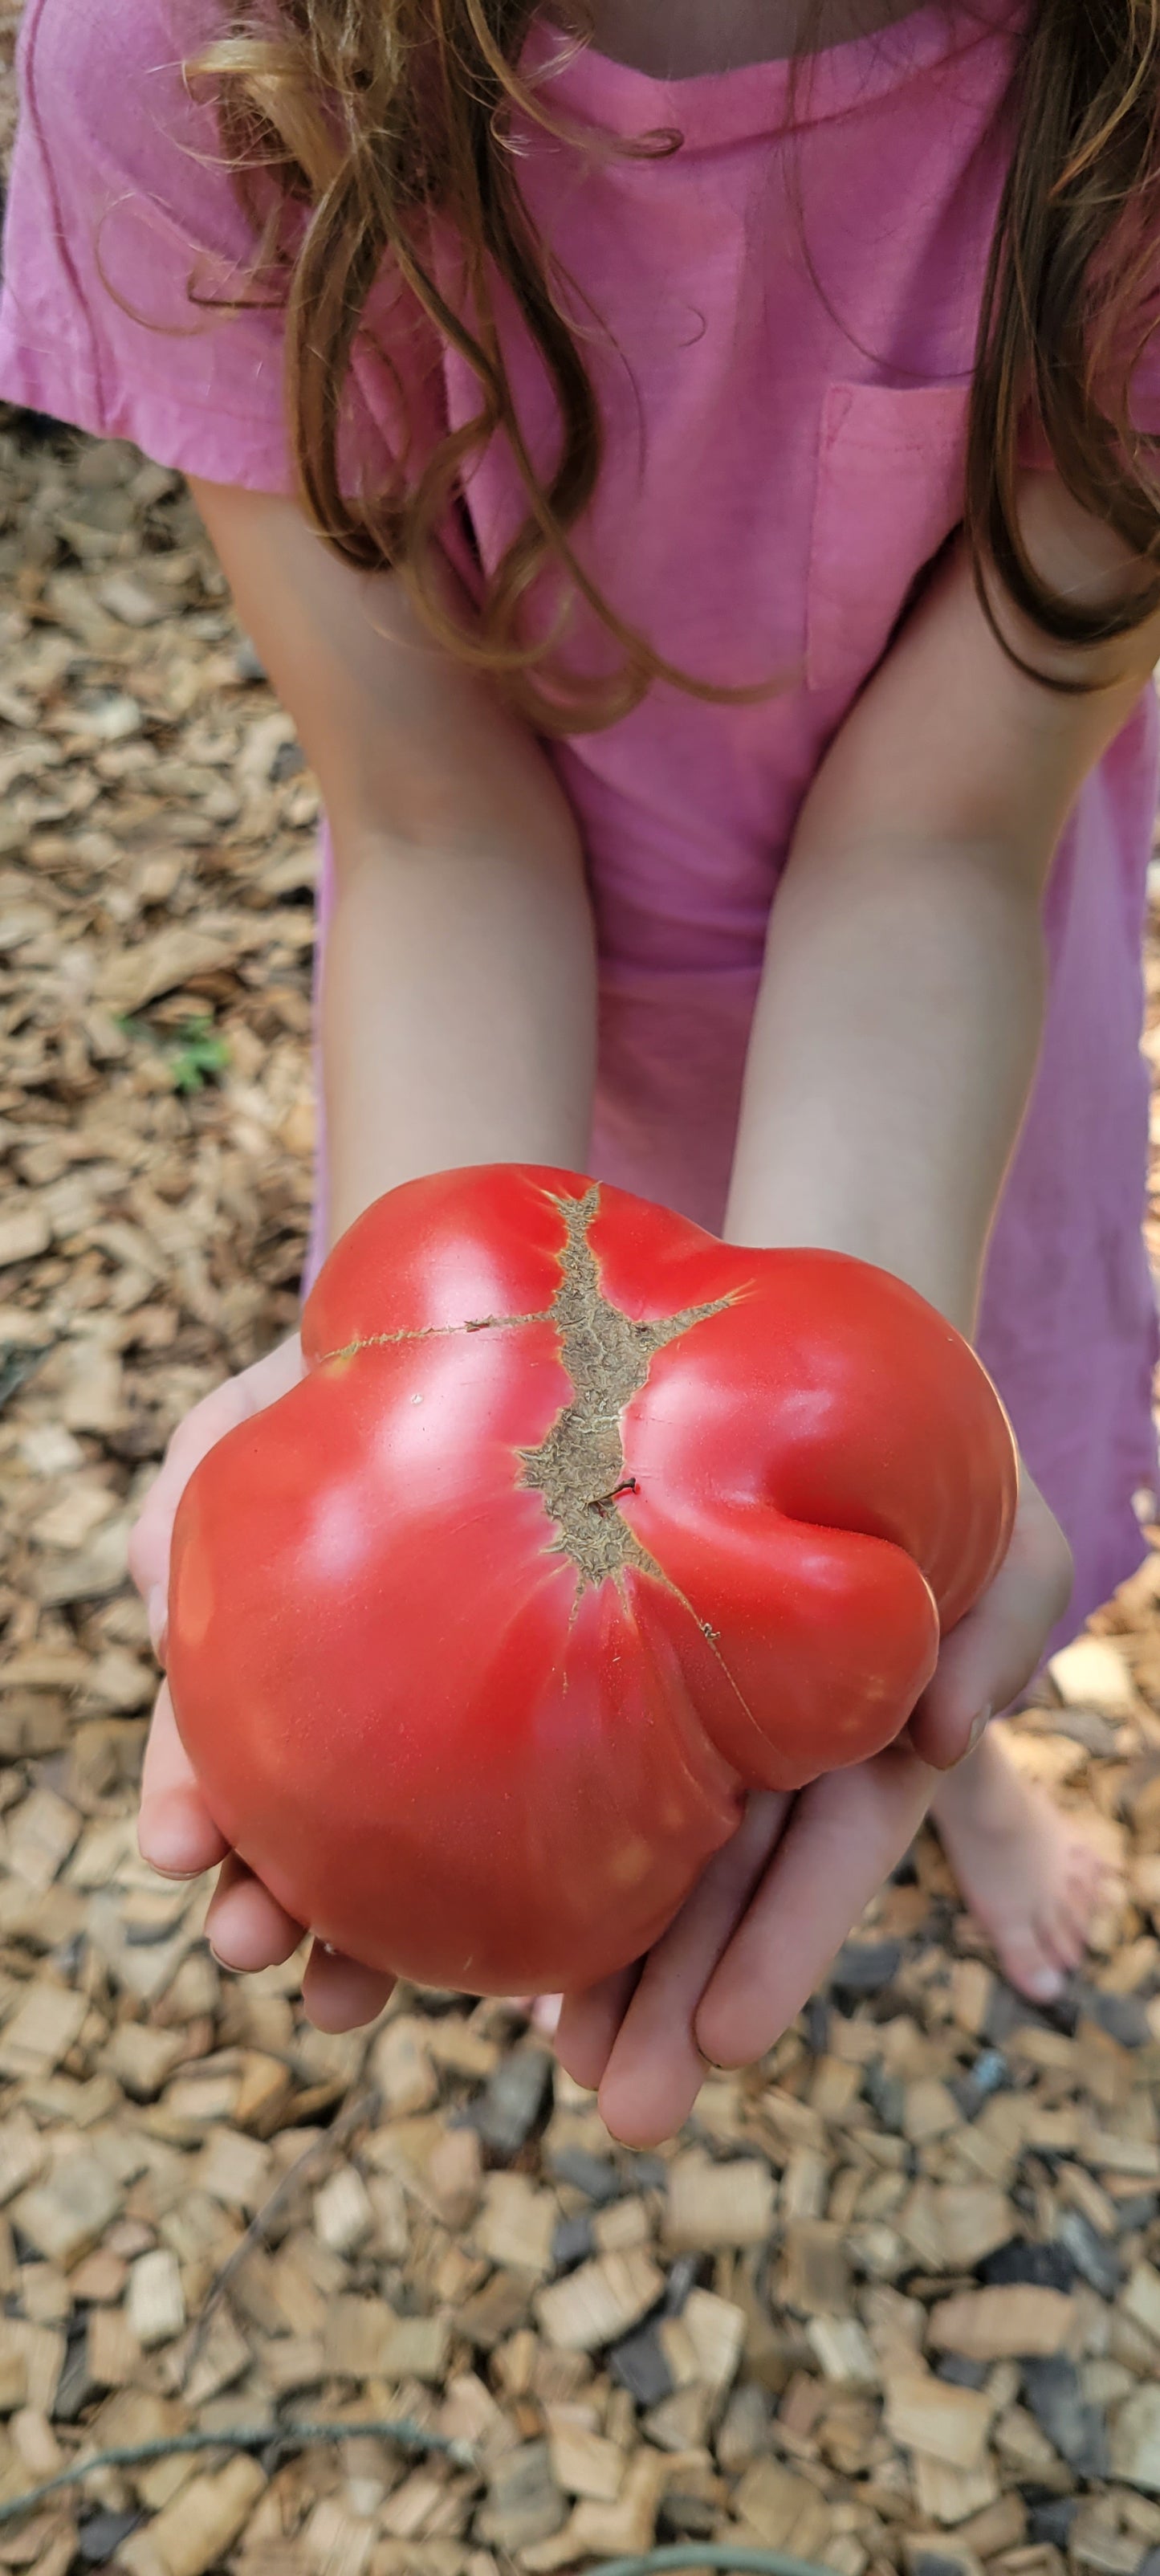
1025 1964 1064 2001
147 1588 167 1657
138 1791 208 1877
967 1703 993 1755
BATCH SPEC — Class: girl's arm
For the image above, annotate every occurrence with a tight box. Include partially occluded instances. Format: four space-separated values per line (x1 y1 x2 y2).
557 472 1160 2142
136 482 597 2023
727 467 1160 1328
186 481 597 1242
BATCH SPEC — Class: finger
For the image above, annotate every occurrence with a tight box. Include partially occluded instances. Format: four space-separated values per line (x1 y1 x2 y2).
506 1995 563 2039
138 1681 231 1877
695 1747 934 2068
911 1490 1073 1771
597 1793 792 2147
302 1942 396 2032
205 1851 306 1971
555 1966 641 2093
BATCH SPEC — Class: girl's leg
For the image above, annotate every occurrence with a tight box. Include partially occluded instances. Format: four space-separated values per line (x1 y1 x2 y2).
930 1726 1105 2001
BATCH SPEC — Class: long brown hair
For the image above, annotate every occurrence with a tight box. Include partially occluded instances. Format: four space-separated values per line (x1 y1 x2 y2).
187 0 1160 731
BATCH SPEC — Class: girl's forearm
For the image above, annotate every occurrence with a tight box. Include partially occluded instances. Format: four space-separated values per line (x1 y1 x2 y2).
724 830 1046 1335
725 473 1160 1335
321 825 598 1248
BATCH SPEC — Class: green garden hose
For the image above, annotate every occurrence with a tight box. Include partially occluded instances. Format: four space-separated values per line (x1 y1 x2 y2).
0 2419 840 2575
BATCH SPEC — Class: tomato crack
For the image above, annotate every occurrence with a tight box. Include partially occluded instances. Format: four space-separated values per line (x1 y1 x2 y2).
520 1185 730 1588
316 1311 552 1365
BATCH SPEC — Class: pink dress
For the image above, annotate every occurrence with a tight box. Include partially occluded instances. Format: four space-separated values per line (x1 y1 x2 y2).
3 0 1158 1647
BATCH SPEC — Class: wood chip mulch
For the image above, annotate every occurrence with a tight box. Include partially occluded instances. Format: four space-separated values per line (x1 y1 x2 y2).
7 230 1160 2576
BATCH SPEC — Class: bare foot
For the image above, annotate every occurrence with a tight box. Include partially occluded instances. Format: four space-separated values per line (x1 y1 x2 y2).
931 1725 1105 2003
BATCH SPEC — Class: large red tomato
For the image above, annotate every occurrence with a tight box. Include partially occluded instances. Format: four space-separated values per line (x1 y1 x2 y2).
168 1166 1016 1993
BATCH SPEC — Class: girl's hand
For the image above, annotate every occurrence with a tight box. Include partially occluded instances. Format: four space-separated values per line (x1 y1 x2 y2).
555 1463 1072 2146
128 1338 395 2033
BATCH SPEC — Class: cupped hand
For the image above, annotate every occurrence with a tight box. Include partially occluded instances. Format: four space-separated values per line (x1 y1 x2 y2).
128 1336 395 2033
556 1460 1072 2147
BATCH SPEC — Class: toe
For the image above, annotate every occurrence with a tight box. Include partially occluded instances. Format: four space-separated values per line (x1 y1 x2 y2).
1056 1840 1105 1949
996 1925 1066 2003
1054 1890 1093 1959
1038 1903 1085 1973
1064 1839 1101 1894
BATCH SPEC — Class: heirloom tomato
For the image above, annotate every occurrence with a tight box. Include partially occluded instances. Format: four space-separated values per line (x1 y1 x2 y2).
167 1166 1016 1993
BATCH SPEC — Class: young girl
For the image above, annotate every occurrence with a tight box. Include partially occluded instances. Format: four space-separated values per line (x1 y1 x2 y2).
4 0 1160 2146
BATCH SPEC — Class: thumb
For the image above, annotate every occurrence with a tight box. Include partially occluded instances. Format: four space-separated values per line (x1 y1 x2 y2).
128 1333 303 1649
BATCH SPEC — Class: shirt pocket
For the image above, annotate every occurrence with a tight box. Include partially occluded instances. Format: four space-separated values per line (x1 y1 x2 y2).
806 381 971 696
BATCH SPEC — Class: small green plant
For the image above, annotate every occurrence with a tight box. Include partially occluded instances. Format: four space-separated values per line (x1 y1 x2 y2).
116 1012 231 1093
168 1016 231 1093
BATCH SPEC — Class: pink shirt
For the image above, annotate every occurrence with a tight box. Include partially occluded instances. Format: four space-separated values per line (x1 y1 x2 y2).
3 0 1158 1645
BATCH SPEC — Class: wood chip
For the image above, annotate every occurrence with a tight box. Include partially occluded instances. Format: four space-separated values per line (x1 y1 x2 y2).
105 2026 187 2101
1121 2262 1160 2345
132 2455 267 2576
477 2440 566 2551
312 2163 374 2256
475 2174 557 2279
782 2219 852 2315
1110 2386 1160 2492
805 2317 879 2384
734 2455 834 2556
197 2128 274 2211
0 1983 87 2080
1049 1637 1137 1714
536 2251 665 2351
885 2370 994 2469
682 2286 746 2394
928 2287 1078 2360
547 2413 627 2502
424 2126 483 2231
87 2305 143 2391
4 1786 80 1889
371 2016 438 2117
932 2187 1016 2271
912 2454 1001 2526
664 2153 775 2250
383 2312 452 2383
127 2248 186 2349
548 2446 668 2563
12 2152 121 2268
904 2080 961 2144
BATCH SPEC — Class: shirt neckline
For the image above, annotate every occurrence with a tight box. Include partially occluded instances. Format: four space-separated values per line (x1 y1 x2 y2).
522 0 1024 145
